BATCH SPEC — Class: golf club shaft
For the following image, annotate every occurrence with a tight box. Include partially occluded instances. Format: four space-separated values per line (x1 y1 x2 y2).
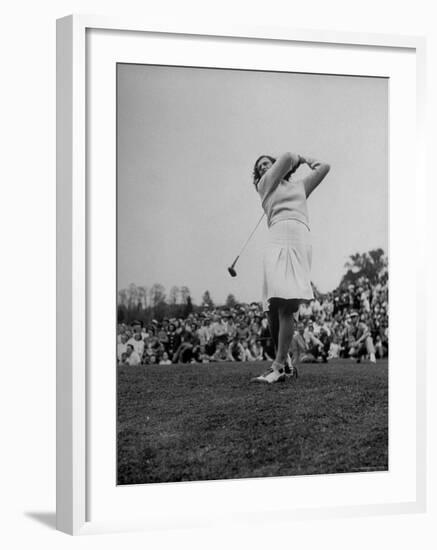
237 213 265 258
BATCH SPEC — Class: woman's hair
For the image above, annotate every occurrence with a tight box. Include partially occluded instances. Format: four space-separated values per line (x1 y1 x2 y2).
252 153 298 188
252 155 276 187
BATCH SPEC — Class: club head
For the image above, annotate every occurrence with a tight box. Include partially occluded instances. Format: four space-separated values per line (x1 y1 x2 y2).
228 266 237 277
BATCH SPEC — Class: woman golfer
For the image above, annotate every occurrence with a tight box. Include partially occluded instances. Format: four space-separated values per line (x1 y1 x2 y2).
251 152 330 383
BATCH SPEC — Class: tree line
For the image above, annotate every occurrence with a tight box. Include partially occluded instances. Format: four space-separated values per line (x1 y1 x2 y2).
117 283 238 325
117 248 387 325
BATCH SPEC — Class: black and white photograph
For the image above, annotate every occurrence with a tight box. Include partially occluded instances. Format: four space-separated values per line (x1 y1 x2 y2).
116 63 388 485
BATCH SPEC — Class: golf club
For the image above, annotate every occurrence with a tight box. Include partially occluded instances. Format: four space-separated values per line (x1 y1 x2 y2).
228 213 265 277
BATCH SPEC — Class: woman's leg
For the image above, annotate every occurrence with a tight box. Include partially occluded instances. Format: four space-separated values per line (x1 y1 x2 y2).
266 299 279 354
275 299 299 366
251 299 299 383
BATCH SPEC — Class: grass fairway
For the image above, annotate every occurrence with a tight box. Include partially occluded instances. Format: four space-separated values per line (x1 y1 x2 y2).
117 359 388 484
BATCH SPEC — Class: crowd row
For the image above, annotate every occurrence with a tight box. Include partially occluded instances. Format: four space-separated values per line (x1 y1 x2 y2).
117 275 388 366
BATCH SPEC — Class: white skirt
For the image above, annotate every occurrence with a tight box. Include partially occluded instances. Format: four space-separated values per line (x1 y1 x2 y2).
262 219 314 311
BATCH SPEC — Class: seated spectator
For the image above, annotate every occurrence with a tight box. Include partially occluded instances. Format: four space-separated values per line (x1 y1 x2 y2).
191 344 211 364
304 323 327 362
143 342 157 364
250 319 262 339
241 340 255 362
374 334 385 359
159 351 172 365
259 319 271 342
130 320 143 336
298 302 312 320
172 329 195 363
128 332 145 358
166 322 180 356
144 326 159 349
117 334 128 361
211 340 233 362
262 337 275 361
157 326 169 348
236 321 250 342
225 315 238 341
328 340 341 360
210 314 229 344
317 327 330 362
250 339 264 361
291 323 318 364
116 267 388 367
229 338 245 362
197 318 212 343
117 324 126 344
125 344 141 366
347 311 376 363
155 342 167 360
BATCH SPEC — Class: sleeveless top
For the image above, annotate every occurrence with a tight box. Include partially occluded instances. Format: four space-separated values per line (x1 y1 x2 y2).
257 175 310 230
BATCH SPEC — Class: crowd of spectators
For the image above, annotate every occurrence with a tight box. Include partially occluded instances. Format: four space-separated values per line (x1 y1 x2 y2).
117 273 388 367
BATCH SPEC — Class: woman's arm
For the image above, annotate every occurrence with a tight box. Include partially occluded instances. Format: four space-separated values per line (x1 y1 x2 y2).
300 156 331 198
260 152 301 194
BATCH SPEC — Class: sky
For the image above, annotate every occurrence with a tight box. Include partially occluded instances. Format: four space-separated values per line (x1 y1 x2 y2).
117 64 388 305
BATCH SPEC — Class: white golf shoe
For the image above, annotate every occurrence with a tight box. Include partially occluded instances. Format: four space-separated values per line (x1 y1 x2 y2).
251 364 286 384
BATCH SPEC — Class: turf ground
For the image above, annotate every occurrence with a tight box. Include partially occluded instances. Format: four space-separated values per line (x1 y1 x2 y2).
117 359 388 485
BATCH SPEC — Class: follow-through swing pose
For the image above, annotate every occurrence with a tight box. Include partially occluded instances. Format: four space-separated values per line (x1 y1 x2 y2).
251 152 330 383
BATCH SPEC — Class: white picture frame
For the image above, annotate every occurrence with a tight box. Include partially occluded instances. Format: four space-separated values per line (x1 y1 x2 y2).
56 14 427 535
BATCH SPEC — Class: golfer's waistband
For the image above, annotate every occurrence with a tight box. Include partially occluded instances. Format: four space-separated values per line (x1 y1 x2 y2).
268 217 310 232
